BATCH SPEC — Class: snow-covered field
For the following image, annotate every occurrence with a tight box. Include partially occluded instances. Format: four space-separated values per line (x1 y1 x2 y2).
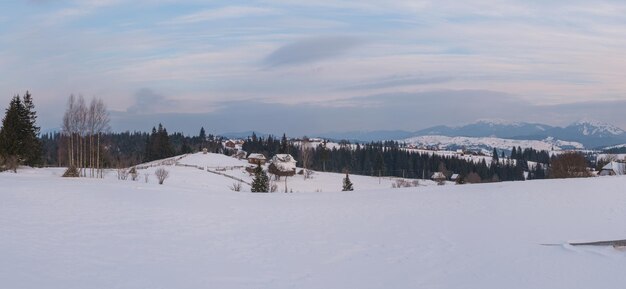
2 154 626 289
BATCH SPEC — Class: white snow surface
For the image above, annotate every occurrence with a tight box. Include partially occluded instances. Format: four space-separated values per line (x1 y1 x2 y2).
403 135 584 151
2 157 626 288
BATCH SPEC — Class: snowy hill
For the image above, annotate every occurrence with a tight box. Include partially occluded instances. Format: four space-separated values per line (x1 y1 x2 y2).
131 152 437 193
2 166 626 288
402 135 583 153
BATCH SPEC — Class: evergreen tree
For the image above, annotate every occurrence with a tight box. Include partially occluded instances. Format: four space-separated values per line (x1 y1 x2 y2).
492 148 499 163
251 165 269 192
280 133 289 154
20 91 42 166
198 127 206 149
0 96 24 159
199 127 206 140
144 124 175 161
0 93 42 167
342 173 354 191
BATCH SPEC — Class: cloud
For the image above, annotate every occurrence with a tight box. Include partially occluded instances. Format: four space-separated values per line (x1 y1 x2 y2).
167 6 278 24
264 36 364 67
126 88 179 114
107 89 626 136
340 76 455 91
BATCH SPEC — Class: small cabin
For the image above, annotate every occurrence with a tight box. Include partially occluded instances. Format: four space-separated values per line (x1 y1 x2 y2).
599 161 626 176
247 153 267 165
234 150 247 160
224 140 236 149
268 154 297 177
431 172 446 181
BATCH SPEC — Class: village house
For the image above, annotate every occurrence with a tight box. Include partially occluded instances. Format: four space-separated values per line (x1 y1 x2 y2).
224 139 245 150
247 153 267 165
233 150 247 160
268 154 297 177
431 172 447 184
599 161 626 176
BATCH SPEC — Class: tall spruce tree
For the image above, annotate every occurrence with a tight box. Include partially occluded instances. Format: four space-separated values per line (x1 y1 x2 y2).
0 96 24 159
21 91 42 166
492 148 499 163
251 165 269 192
0 93 42 167
280 133 288 154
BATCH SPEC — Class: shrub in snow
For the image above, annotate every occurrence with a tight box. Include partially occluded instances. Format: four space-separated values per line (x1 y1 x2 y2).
144 173 150 183
155 168 169 185
392 179 419 188
62 165 80 178
1 155 19 173
129 167 138 181
465 172 482 184
229 182 243 192
117 168 129 180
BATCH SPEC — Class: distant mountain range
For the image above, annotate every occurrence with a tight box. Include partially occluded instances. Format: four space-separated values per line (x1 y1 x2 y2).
316 120 626 149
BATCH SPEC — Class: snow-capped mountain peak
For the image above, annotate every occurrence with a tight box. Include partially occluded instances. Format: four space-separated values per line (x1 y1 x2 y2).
471 119 523 127
568 120 625 136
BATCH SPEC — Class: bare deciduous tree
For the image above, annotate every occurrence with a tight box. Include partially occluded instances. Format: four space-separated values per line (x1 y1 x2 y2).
549 153 591 179
155 168 169 185
61 95 110 178
300 137 312 180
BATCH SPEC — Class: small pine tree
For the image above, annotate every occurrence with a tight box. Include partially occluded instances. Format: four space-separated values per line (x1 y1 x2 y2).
251 165 269 192
342 173 354 191
492 148 499 162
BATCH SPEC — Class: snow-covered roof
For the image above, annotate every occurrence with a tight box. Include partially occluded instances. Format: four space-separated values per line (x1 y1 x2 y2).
431 172 446 179
451 174 459 180
601 161 626 175
271 154 296 163
248 153 266 160
270 154 297 172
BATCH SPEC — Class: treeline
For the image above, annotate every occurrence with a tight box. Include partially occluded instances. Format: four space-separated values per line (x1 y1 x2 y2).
243 135 550 182
40 126 225 168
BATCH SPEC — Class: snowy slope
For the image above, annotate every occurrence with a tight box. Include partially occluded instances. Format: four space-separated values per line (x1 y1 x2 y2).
403 135 583 152
129 153 437 193
2 169 626 289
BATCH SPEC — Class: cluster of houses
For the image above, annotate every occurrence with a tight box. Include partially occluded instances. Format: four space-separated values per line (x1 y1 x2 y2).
218 138 626 182
220 139 299 178
242 152 297 178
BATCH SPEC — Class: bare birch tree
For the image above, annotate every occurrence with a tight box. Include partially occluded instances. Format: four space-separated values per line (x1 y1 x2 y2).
300 137 312 180
61 95 109 178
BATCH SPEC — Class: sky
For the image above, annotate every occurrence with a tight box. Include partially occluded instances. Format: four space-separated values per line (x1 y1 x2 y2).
2 0 626 136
